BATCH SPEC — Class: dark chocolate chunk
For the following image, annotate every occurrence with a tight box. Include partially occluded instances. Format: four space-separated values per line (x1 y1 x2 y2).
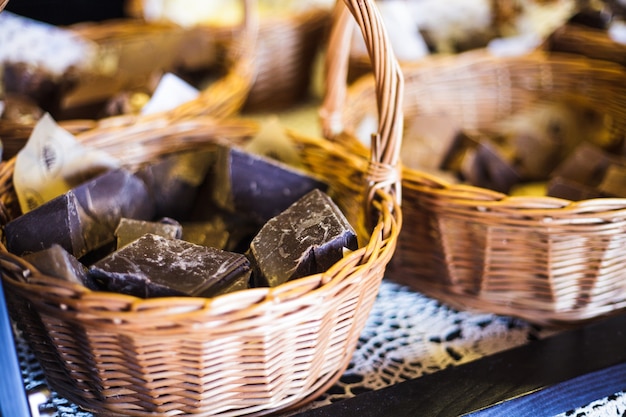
463 141 521 194
248 189 358 288
546 176 604 201
5 168 154 258
89 233 251 298
115 217 183 249
6 192 86 257
441 131 521 193
210 145 328 225
23 244 97 289
549 142 612 187
137 150 216 220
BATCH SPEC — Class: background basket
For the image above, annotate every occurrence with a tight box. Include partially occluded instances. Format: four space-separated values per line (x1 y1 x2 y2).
0 0 258 160
322 42 626 326
126 0 332 112
545 21 626 68
0 0 402 415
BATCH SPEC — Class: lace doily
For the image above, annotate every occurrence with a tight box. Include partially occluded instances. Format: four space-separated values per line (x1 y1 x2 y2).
15 280 625 416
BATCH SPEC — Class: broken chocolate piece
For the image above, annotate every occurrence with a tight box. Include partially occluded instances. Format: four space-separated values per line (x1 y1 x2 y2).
181 219 230 250
549 142 612 187
23 244 98 289
137 149 216 220
441 131 521 193
248 189 358 288
6 192 85 257
546 176 604 201
89 233 251 298
598 164 626 198
210 145 328 225
115 217 183 249
5 168 154 258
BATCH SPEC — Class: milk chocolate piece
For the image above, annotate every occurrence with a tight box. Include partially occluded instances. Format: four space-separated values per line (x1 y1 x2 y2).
5 169 154 258
181 219 230 250
89 233 251 298
137 150 215 220
115 217 183 249
598 164 626 197
23 244 97 289
211 145 328 224
248 189 358 288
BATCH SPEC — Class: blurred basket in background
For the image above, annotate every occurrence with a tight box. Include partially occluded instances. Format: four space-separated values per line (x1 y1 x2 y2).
127 0 333 112
345 0 581 83
0 0 259 160
321 33 626 325
545 21 626 67
0 0 402 415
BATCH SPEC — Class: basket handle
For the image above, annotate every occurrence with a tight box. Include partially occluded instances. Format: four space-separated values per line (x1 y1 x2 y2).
321 0 404 210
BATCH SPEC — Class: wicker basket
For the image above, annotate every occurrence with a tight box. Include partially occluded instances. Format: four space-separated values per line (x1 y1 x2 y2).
61 0 258 120
0 0 402 415
0 0 258 160
545 22 626 68
0 0 7 12
127 0 332 112
321 35 626 325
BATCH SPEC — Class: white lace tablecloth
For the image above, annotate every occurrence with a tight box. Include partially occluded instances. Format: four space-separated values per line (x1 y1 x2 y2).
16 279 626 417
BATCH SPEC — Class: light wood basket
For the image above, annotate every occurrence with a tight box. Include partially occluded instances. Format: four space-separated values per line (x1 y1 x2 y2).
546 22 626 68
321 31 626 325
62 0 259 120
0 0 258 160
0 0 402 415
126 0 331 112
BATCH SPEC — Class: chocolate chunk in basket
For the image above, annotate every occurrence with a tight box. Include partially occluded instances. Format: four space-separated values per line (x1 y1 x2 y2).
598 164 626 198
248 189 357 288
546 176 604 201
5 168 154 258
547 142 626 200
136 149 216 220
186 191 262 254
115 217 183 249
89 233 251 298
209 145 328 225
23 244 98 289
181 219 230 251
440 131 521 193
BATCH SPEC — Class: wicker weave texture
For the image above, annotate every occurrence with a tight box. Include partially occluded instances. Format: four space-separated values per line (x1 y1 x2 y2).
323 41 626 325
0 0 403 415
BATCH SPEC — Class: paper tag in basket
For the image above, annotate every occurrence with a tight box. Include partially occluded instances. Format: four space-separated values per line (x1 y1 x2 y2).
140 72 199 115
13 114 121 214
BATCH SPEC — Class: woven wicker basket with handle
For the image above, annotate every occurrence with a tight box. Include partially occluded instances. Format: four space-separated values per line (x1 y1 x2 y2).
0 0 402 415
0 0 258 161
64 0 259 120
319 30 626 325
